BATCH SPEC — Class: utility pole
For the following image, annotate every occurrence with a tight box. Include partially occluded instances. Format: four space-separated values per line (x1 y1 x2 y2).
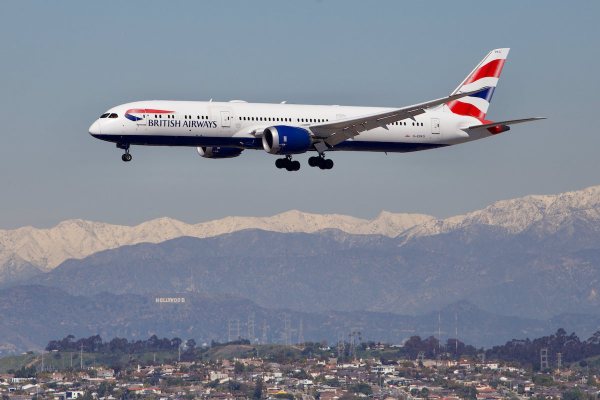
261 320 268 344
337 333 345 359
297 319 304 344
228 319 236 342
438 312 442 354
455 311 459 355
540 348 549 370
282 314 291 345
247 313 255 342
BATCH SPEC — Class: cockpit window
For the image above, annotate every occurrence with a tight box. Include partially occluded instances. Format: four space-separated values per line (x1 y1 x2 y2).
108 113 118 118
100 113 109 118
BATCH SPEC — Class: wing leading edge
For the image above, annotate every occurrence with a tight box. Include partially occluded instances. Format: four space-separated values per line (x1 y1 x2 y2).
309 88 490 148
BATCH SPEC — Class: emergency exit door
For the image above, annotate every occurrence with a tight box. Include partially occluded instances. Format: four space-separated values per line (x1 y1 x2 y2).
431 118 440 134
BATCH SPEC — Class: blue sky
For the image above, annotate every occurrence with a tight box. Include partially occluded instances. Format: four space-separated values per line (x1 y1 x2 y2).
0 1 598 228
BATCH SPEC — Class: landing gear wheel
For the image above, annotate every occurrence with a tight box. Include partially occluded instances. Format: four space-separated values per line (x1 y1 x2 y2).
121 153 132 162
276 156 300 171
308 156 319 167
323 159 334 170
285 160 301 171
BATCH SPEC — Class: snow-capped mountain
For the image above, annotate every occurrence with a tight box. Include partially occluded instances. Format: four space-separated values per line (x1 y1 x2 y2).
1 184 599 280
402 185 600 239
0 210 433 273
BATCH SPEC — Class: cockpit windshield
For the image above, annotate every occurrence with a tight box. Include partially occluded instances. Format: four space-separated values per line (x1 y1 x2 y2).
100 113 118 119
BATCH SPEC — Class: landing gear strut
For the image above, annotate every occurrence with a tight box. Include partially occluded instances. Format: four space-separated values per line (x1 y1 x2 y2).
275 155 301 171
118 143 132 162
308 154 334 170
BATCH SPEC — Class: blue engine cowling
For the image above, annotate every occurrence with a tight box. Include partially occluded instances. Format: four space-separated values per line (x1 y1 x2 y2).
262 126 312 155
197 146 243 159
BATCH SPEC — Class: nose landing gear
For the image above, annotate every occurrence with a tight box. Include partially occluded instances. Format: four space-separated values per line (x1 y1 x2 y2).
308 154 334 170
117 143 132 162
275 155 301 171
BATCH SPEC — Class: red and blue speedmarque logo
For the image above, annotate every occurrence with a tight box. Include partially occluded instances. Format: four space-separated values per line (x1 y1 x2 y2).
124 109 174 121
125 108 217 128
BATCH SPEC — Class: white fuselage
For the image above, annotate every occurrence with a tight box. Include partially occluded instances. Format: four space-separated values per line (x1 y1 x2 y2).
89 100 488 154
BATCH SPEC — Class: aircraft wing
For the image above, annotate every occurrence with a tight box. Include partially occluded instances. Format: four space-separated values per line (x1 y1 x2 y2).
309 88 490 147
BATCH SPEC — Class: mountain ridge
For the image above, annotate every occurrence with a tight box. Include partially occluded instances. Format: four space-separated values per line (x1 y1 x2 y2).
0 210 433 273
1 184 600 279
2 283 598 354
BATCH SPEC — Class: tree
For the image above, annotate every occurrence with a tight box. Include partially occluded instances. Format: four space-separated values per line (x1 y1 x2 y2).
97 382 113 398
234 361 245 375
561 388 585 400
253 378 264 400
14 366 36 378
185 339 196 350
457 385 477 400
228 380 242 392
273 394 294 400
350 383 372 396
170 337 182 350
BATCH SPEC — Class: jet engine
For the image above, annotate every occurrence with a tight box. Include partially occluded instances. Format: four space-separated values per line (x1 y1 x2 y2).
262 126 312 155
196 146 243 159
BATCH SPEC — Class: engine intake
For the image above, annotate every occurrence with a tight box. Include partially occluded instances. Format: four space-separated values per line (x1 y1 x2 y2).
262 126 312 155
196 146 243 159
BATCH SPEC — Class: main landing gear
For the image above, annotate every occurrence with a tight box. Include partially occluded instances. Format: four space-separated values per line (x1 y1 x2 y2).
308 154 334 170
275 155 301 171
118 143 132 162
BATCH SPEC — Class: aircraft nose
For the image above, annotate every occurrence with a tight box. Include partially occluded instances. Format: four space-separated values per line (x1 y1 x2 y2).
89 120 102 136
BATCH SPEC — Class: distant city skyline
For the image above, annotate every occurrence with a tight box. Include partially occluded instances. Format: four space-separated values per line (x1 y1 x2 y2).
0 1 598 229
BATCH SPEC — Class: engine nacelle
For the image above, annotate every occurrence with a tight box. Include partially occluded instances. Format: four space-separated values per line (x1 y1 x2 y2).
196 146 243 159
262 126 312 155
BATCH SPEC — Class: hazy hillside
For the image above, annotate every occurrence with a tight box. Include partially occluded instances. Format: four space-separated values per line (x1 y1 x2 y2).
1 284 594 354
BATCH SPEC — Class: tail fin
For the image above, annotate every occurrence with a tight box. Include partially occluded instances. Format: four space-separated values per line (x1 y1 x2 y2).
446 48 510 121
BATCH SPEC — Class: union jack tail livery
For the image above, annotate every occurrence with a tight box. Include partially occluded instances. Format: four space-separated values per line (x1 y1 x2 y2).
447 48 510 121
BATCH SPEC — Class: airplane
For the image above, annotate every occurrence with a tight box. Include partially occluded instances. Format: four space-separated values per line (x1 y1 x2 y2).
89 48 544 171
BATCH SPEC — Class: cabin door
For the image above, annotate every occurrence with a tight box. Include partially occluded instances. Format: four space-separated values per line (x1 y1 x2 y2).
431 118 440 134
220 111 232 128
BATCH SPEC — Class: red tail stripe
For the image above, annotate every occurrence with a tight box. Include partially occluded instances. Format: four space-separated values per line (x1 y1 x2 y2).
464 59 506 85
448 100 485 120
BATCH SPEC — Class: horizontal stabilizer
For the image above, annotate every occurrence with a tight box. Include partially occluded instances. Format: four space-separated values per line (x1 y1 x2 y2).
466 117 546 130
